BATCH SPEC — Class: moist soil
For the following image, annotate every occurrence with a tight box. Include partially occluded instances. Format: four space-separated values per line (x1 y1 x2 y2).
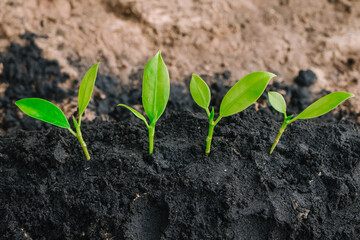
1 35 360 239
1 104 360 239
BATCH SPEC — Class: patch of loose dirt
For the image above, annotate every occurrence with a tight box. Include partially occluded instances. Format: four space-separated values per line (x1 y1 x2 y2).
0 0 359 112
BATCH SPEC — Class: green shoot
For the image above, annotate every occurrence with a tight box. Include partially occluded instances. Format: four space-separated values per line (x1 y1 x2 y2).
15 63 100 160
268 91 354 154
190 72 276 155
118 51 170 154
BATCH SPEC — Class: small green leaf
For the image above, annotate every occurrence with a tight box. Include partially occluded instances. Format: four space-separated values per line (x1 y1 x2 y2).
220 72 276 117
285 114 294 121
15 98 70 128
190 74 211 109
78 63 99 117
209 107 215 122
142 51 170 124
72 116 79 129
295 92 354 120
118 104 149 128
268 91 286 114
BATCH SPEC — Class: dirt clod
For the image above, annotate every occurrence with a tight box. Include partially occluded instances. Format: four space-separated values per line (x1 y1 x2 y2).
294 70 318 87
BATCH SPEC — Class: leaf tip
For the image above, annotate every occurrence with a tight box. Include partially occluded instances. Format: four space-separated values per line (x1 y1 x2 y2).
267 72 277 79
154 50 164 64
92 62 100 70
191 73 200 80
336 91 355 99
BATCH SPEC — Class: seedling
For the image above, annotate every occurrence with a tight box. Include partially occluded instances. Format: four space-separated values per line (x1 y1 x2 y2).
268 91 354 154
15 63 99 160
190 72 276 155
118 51 170 154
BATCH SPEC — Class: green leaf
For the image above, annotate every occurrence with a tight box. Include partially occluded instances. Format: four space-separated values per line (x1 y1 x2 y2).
209 107 215 122
268 91 286 114
78 63 99 117
142 51 170 123
190 74 211 109
118 104 149 128
220 72 276 117
72 116 79 129
15 98 70 128
285 114 294 121
295 92 354 120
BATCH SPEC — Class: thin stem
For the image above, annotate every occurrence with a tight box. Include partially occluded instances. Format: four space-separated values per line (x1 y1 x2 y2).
205 122 215 155
205 108 210 118
148 125 155 154
270 121 288 154
78 115 82 127
287 117 297 124
75 126 90 160
214 116 222 126
67 128 77 137
205 116 222 156
71 116 90 160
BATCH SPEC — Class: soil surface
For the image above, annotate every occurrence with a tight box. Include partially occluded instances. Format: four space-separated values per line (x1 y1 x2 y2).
0 0 359 112
1 33 357 135
1 93 359 239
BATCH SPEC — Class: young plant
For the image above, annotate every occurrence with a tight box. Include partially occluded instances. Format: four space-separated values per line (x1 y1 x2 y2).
118 51 170 154
268 91 354 154
15 63 99 160
190 72 276 155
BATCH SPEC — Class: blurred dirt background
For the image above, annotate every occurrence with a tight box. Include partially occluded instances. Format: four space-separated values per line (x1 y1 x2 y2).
0 0 359 111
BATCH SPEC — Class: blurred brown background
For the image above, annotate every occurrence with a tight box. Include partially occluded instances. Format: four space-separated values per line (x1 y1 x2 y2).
0 0 359 112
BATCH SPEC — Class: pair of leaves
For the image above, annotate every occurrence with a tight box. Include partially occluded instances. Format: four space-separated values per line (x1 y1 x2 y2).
118 51 170 126
190 72 276 118
15 63 99 128
268 91 354 120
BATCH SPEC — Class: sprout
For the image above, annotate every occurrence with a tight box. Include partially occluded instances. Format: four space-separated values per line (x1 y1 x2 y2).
15 63 99 160
190 72 276 155
118 51 170 154
268 91 355 154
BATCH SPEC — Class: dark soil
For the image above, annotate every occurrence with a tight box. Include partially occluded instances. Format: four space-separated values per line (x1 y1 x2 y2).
0 33 71 131
1 34 360 239
294 70 317 87
1 103 359 239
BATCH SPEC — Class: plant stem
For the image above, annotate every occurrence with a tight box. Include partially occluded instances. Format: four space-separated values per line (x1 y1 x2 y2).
69 118 90 160
148 125 155 154
205 123 215 156
205 108 210 118
75 128 90 160
68 128 77 137
270 121 288 154
205 116 222 156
